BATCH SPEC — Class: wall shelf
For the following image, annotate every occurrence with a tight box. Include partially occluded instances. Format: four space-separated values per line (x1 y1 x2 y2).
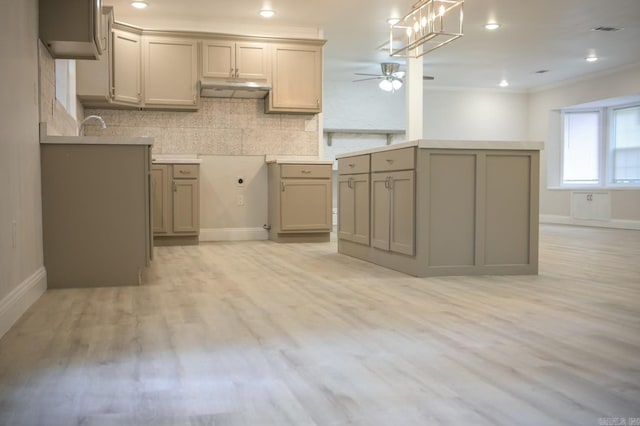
323 128 405 146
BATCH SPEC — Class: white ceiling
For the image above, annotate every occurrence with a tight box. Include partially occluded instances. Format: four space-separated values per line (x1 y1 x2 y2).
105 0 640 91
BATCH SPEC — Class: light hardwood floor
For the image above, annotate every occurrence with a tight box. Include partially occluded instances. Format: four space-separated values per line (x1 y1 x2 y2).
1 224 639 426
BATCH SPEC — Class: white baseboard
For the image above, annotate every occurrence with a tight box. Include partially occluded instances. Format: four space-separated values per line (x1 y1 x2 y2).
540 214 640 230
199 227 268 242
0 267 46 339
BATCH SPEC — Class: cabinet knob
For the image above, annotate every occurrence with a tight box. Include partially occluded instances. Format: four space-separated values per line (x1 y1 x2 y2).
348 163 355 168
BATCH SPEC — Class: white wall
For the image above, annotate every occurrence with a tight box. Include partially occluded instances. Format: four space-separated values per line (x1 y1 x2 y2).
423 88 529 141
0 0 47 338
528 63 640 226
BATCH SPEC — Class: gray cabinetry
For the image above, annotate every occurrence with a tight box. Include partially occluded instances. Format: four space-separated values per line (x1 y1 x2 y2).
267 161 332 242
39 0 103 59
336 141 541 277
143 36 198 108
266 44 323 114
40 139 152 288
152 163 200 245
112 28 142 106
202 40 270 81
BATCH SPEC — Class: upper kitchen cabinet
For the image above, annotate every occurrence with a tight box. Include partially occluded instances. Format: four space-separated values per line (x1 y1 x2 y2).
112 28 142 106
40 0 103 59
76 6 114 106
143 36 198 109
202 40 270 82
266 43 324 114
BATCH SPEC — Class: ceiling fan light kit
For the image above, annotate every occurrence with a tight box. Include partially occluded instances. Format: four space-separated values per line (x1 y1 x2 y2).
390 0 464 58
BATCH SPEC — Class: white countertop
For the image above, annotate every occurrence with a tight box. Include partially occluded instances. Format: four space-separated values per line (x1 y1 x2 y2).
335 139 544 158
265 155 333 165
152 155 203 164
41 135 154 146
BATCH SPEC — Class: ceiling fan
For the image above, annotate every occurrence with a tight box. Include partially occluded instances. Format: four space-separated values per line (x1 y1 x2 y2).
353 62 434 92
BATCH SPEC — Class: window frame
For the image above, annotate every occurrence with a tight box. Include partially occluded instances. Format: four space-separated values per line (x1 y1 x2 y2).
607 102 640 187
560 102 640 189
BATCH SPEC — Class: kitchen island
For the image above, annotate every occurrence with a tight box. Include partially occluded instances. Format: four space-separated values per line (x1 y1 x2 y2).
40 126 153 288
336 140 543 277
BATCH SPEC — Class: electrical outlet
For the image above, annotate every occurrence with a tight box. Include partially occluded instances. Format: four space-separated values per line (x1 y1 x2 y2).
237 194 245 206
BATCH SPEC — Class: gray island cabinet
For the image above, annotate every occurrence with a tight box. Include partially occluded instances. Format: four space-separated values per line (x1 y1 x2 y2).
40 129 153 288
336 140 543 277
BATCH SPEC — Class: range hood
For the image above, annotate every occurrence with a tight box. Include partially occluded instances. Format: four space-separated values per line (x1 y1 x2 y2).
200 80 271 99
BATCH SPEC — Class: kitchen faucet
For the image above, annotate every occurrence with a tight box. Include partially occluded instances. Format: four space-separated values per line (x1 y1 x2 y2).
79 115 107 136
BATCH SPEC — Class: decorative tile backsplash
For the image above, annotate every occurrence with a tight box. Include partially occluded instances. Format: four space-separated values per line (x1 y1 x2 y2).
84 99 319 156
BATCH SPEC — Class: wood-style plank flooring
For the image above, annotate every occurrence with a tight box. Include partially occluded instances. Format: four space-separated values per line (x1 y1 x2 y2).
1 224 639 425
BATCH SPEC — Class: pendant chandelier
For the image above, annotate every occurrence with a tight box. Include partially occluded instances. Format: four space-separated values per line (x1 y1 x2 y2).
390 0 464 58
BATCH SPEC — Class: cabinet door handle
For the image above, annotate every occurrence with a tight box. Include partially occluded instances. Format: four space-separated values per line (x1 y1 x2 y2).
235 68 239 78
384 176 389 189
386 159 394 164
173 181 177 192
179 170 191 175
301 169 311 174
348 163 355 168
230 68 234 77
281 181 285 192
388 176 393 190
317 99 320 107
348 177 354 189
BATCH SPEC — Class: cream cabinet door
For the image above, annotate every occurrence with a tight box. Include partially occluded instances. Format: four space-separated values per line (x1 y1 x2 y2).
267 44 322 113
338 175 355 240
143 36 198 107
389 170 415 255
236 42 269 81
280 179 331 232
338 174 370 245
202 40 235 79
371 172 391 251
112 29 141 105
151 165 170 234
172 179 199 233
371 170 414 255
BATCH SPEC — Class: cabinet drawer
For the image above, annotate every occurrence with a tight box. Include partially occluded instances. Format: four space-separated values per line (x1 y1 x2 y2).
281 164 331 178
371 147 415 172
338 155 370 175
173 164 199 178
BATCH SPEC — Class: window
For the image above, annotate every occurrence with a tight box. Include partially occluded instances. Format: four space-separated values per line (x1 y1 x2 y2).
561 102 640 188
611 105 640 184
54 59 76 117
563 111 600 185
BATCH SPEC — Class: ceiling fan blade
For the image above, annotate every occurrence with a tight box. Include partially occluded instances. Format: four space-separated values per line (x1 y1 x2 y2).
354 73 383 77
423 76 435 80
353 76 384 82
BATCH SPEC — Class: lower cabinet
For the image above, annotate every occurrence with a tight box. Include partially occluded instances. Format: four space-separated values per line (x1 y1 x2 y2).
267 161 332 242
151 163 200 245
371 170 415 256
338 173 370 246
336 144 541 277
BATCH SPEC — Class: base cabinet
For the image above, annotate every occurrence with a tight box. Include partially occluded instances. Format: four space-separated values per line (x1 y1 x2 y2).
267 162 332 242
41 142 152 288
337 143 541 277
338 173 370 245
371 170 415 256
152 163 200 245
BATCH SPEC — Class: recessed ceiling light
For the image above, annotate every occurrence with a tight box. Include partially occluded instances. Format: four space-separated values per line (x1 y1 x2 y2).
484 22 501 30
131 1 148 9
259 9 275 18
387 18 400 26
585 55 598 62
499 79 509 87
